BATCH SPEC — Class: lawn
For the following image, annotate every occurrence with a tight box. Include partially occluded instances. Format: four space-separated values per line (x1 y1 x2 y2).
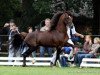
0 66 100 75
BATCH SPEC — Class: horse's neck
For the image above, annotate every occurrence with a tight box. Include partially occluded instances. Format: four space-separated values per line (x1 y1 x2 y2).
56 20 67 34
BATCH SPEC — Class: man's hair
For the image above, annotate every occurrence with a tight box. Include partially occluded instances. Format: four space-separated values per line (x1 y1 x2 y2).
10 22 16 26
27 27 32 31
45 18 51 21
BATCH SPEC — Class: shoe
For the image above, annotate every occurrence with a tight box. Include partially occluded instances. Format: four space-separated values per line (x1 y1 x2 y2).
50 62 57 67
70 64 76 67
70 57 74 61
50 62 54 67
68 57 74 61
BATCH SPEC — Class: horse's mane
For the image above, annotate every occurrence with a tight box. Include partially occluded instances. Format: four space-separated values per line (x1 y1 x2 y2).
50 12 63 31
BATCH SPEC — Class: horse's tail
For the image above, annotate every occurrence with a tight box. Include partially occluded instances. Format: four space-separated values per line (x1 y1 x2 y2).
12 32 28 49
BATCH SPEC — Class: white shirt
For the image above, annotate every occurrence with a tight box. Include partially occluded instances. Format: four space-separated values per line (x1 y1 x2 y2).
67 23 77 45
40 26 50 31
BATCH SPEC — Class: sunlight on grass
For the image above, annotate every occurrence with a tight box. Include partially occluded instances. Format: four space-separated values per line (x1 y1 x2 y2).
0 66 100 75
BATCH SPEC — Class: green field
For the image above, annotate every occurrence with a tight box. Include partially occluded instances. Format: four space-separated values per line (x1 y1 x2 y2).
0 66 100 75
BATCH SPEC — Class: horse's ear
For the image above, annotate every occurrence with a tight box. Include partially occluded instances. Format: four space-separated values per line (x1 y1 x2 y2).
66 11 73 17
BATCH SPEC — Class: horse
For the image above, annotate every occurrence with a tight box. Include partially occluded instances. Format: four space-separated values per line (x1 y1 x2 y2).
12 11 74 67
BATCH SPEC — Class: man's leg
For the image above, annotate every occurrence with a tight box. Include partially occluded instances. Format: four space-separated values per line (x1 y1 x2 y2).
74 51 87 64
85 54 94 58
8 45 14 62
40 46 45 57
60 56 68 67
78 54 86 66
47 47 53 57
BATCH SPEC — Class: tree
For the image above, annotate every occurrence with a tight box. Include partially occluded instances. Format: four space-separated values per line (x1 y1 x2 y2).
1 0 99 34
92 0 100 35
64 0 93 18
51 0 66 14
19 0 53 31
0 0 21 26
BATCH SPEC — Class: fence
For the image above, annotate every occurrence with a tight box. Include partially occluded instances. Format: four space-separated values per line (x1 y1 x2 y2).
0 35 52 66
0 35 100 67
80 58 100 68
0 57 52 66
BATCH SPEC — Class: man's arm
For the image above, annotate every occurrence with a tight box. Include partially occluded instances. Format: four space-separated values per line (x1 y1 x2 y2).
75 32 84 38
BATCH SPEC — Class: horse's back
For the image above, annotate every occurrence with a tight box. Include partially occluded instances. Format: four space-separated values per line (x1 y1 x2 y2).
25 31 67 46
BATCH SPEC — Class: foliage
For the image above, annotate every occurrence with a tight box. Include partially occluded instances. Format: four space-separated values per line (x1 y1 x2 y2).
19 0 53 31
32 0 52 14
64 0 93 18
0 0 94 31
0 0 21 26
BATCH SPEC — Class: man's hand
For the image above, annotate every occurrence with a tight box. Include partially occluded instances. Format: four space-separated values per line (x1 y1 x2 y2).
80 34 84 38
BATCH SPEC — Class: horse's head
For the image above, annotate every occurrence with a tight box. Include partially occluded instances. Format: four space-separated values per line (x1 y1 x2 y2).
50 11 72 32
60 11 73 27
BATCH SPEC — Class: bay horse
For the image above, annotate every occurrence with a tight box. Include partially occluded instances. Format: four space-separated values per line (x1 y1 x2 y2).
12 12 74 67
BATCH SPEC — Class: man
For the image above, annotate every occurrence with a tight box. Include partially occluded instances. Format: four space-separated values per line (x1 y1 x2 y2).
40 18 53 57
67 13 84 45
8 22 20 62
40 18 51 31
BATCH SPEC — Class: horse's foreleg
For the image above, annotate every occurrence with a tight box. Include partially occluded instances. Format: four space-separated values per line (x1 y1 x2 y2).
54 47 62 66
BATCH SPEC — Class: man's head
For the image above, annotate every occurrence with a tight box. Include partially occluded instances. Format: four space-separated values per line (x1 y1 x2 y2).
9 22 16 30
45 18 51 27
27 27 33 33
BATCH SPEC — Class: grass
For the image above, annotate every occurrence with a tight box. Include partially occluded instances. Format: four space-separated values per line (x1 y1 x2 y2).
0 66 100 75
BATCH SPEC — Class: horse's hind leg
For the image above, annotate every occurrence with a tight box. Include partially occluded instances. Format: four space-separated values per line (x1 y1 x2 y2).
22 48 31 67
22 46 38 67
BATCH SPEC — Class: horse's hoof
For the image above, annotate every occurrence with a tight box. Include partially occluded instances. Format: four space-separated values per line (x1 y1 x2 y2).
50 62 53 67
22 64 26 67
50 62 56 67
